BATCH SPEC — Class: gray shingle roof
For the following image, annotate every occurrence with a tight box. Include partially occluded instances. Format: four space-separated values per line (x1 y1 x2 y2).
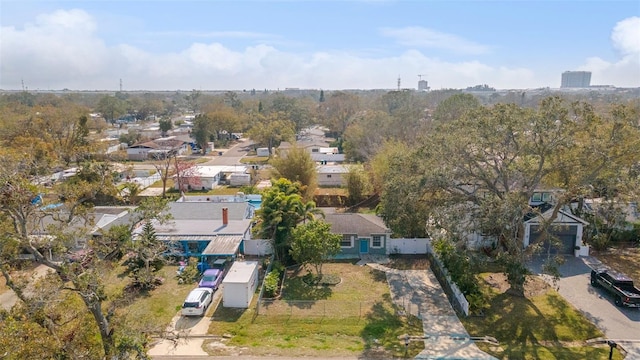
323 213 391 236
168 202 251 220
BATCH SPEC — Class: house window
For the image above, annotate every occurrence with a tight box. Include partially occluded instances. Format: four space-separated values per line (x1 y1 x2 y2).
532 193 542 202
327 174 332 178
187 241 199 253
372 235 384 248
312 148 319 152
341 234 354 248
542 192 552 202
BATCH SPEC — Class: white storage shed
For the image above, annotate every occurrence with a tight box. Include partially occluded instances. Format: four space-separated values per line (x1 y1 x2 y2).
222 261 259 308
256 147 270 157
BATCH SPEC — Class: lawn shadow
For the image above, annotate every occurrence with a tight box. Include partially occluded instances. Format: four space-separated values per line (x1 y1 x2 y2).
282 272 333 303
369 268 387 283
360 298 423 359
210 301 245 322
487 292 556 349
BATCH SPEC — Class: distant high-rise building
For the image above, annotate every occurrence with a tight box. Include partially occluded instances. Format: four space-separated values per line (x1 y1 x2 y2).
561 71 591 88
418 79 429 91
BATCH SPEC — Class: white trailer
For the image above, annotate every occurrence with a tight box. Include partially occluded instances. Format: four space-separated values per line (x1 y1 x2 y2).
229 173 251 186
256 147 270 157
222 261 259 308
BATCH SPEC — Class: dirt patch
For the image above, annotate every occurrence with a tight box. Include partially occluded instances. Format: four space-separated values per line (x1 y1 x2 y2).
594 247 640 283
483 273 550 297
203 338 245 356
387 255 430 270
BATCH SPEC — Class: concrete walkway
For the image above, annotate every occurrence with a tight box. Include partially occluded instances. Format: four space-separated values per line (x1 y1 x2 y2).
366 262 497 360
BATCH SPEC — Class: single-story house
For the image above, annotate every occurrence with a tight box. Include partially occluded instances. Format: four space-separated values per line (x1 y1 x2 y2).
316 165 351 187
322 209 392 258
127 137 188 161
147 200 255 260
464 190 590 256
311 153 346 164
174 165 248 191
277 139 333 158
29 206 136 254
523 204 589 255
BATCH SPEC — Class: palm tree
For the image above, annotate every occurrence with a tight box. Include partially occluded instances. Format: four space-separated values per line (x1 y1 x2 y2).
297 200 324 224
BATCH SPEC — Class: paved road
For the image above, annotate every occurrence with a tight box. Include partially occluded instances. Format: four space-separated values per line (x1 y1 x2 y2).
528 256 640 358
203 139 255 166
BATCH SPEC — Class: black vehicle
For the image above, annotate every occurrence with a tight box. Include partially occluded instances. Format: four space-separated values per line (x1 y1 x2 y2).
590 268 640 308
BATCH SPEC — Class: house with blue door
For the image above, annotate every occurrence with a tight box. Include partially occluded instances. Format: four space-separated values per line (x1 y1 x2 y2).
142 197 257 262
322 209 392 259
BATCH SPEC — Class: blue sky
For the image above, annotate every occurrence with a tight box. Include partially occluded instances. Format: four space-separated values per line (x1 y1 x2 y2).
1 1 639 90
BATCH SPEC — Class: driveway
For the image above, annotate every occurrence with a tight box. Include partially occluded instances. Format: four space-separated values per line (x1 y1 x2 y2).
148 287 224 357
528 255 640 357
367 262 497 359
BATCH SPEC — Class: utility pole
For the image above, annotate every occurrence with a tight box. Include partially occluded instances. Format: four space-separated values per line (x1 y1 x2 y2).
119 78 123 92
397 75 401 91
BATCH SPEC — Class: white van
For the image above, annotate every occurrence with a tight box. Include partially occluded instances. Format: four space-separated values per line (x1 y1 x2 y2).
182 288 213 316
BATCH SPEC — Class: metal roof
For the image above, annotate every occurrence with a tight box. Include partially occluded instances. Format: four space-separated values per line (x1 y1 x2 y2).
202 235 243 255
157 235 243 256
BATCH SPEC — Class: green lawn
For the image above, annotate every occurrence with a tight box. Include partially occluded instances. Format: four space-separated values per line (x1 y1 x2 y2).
205 262 424 358
461 274 624 360
103 264 194 334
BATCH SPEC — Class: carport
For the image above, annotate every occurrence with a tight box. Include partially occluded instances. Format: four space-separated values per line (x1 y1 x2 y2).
201 235 243 257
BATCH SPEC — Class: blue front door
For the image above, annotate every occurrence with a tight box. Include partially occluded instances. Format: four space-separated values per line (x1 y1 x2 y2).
359 238 369 254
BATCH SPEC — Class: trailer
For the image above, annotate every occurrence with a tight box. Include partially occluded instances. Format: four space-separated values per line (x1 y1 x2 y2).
256 147 270 157
222 261 259 308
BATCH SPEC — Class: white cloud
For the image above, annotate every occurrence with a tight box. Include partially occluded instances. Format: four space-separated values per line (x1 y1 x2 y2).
577 16 640 87
612 16 640 56
1 9 633 91
147 30 276 40
380 26 490 55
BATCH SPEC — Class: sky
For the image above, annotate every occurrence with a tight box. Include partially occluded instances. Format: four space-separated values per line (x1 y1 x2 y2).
1 1 639 91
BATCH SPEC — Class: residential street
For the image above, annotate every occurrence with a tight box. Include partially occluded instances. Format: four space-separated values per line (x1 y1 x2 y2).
528 255 640 358
202 139 255 166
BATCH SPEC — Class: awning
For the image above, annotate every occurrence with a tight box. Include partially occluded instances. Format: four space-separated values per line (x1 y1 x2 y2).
157 234 243 256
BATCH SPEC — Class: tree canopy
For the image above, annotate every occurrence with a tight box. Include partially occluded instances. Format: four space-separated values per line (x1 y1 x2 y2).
290 220 341 277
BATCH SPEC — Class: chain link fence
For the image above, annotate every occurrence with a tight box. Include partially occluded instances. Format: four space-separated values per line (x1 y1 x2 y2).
256 299 380 318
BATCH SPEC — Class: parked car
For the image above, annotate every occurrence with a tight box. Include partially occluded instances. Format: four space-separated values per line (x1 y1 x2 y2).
198 268 224 290
591 268 640 307
182 288 213 316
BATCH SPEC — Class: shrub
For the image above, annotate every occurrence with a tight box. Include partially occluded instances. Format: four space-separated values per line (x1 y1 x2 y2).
263 269 281 298
176 257 200 285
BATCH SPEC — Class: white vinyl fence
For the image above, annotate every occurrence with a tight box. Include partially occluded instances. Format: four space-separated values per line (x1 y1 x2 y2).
243 239 273 256
388 238 470 316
